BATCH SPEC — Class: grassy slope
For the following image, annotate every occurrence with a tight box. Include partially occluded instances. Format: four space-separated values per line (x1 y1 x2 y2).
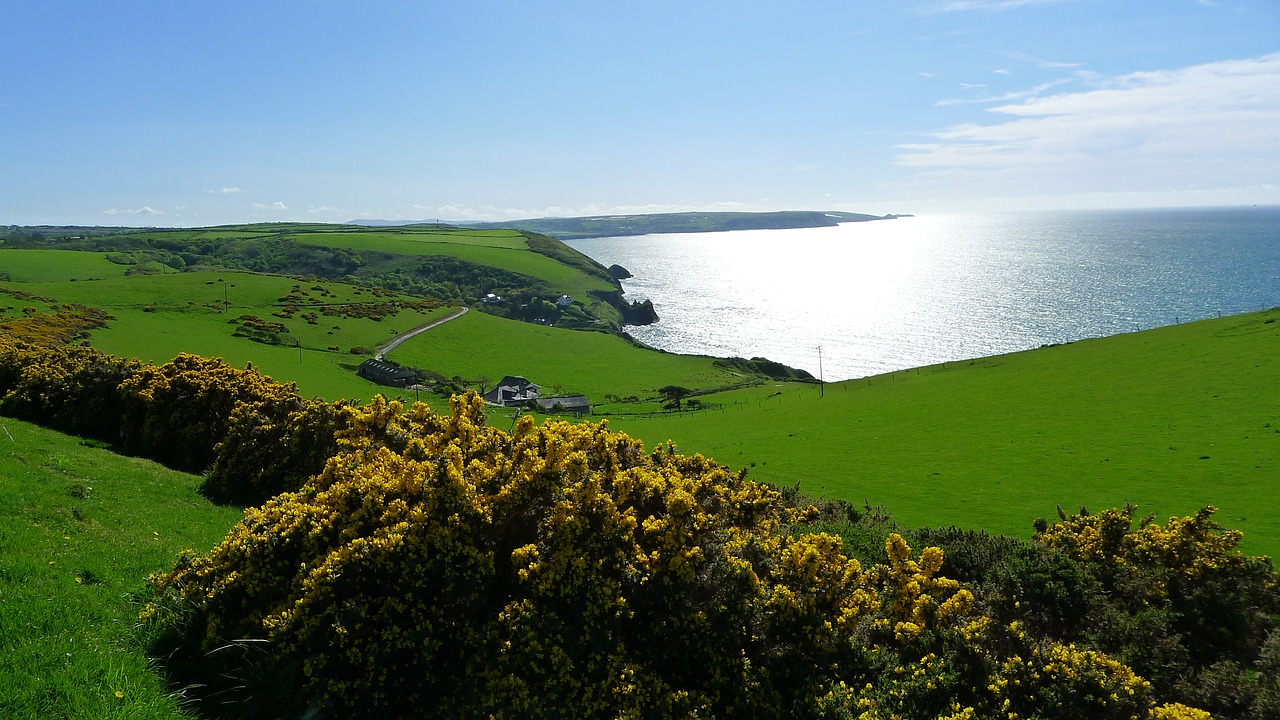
385 309 748 404
0 418 242 719
1 246 753 408
611 308 1280 556
0 252 454 403
4 242 1275 555
280 227 618 300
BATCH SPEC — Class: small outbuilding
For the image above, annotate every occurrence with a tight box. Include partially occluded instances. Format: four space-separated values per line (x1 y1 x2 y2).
357 358 417 388
535 395 591 416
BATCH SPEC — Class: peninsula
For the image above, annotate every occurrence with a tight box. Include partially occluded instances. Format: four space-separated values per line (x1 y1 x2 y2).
353 210 909 240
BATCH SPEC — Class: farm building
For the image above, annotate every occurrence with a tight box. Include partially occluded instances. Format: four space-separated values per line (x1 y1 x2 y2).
535 395 591 416
357 358 417 388
483 375 541 406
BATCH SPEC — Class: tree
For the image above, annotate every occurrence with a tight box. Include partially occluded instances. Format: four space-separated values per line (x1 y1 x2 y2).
657 384 692 410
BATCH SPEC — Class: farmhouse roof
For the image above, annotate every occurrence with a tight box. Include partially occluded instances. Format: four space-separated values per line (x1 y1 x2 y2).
535 395 591 415
357 358 417 387
482 375 542 406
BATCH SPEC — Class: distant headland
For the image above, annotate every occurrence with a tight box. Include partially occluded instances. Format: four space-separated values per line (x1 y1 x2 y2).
350 210 912 240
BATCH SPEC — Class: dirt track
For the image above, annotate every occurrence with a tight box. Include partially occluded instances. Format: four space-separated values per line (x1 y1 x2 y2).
374 306 470 359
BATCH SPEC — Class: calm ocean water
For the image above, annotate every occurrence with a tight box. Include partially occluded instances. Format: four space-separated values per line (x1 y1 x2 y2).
565 207 1280 381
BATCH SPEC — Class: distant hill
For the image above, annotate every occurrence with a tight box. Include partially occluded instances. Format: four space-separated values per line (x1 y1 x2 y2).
348 210 910 240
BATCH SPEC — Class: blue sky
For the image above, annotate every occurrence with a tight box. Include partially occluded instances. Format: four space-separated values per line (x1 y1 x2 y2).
2 0 1277 225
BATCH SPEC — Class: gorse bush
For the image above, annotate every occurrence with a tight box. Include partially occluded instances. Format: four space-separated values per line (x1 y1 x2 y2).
0 325 343 503
145 395 879 717
0 337 141 441
1035 505 1280 716
141 395 1241 719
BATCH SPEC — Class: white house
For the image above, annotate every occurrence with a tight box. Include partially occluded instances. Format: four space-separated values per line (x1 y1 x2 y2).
482 375 541 406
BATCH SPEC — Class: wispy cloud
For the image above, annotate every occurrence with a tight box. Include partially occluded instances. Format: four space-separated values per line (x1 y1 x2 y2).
935 78 1071 106
101 206 165 217
1002 50 1083 70
252 201 289 210
918 0 1072 13
209 187 242 194
897 53 1280 201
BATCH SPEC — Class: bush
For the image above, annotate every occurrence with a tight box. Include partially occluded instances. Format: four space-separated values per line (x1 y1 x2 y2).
118 353 301 473
0 336 141 442
204 396 349 505
144 396 890 718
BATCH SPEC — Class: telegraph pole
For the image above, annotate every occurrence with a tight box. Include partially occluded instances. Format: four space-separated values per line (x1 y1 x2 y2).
818 345 824 398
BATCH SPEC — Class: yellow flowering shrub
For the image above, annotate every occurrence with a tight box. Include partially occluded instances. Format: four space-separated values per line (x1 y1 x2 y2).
145 394 881 718
119 352 303 472
204 395 350 504
0 331 141 440
1151 703 1213 720
1035 504 1278 716
870 534 975 642
988 640 1153 719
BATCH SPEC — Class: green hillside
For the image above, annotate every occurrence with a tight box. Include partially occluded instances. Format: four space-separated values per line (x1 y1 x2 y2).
3 224 1276 557
0 418 240 718
610 308 1280 556
0 252 454 402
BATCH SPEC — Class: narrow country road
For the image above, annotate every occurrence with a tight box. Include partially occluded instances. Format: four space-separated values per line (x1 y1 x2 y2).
375 306 470 360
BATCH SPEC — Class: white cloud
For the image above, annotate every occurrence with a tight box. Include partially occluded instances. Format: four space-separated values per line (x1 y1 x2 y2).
919 0 1071 13
101 206 164 217
896 53 1280 204
1001 50 1083 70
209 187 241 194
272 201 288 210
935 78 1072 106
252 201 289 210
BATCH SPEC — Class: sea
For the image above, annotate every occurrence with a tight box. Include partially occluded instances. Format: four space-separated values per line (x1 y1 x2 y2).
564 206 1280 381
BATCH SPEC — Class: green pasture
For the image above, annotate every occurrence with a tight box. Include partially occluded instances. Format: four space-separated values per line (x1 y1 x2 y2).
610 308 1280 557
283 228 617 296
0 418 242 719
0 266 456 403
282 228 529 250
3 240 1275 555
385 309 751 405
0 249 129 282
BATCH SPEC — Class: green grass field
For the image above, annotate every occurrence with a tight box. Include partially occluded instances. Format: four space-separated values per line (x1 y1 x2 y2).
384 309 750 404
277 227 618 300
610 308 1280 556
4 235 1276 557
0 255 460 402
0 418 242 719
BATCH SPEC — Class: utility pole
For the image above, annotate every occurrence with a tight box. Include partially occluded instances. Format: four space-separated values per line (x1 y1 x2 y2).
818 345 824 398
